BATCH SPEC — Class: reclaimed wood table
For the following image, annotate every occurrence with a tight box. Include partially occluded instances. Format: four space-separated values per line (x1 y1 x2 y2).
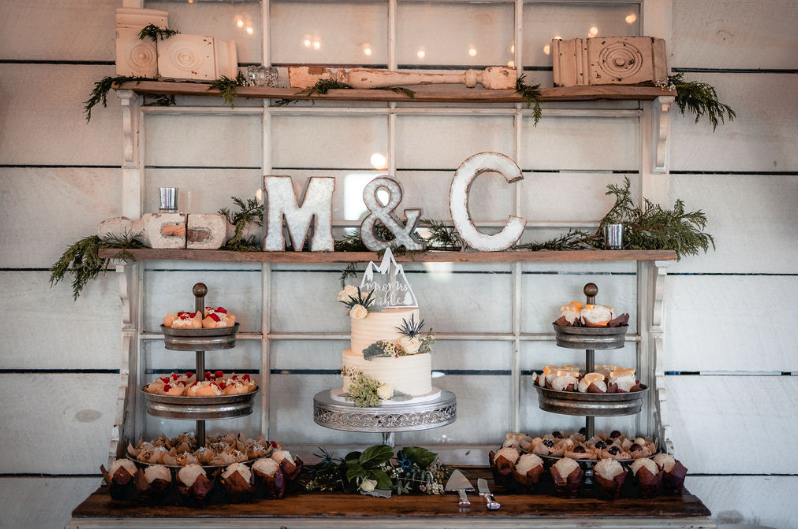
67 468 713 528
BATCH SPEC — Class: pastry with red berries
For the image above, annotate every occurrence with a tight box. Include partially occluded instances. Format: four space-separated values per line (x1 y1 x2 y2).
202 306 236 329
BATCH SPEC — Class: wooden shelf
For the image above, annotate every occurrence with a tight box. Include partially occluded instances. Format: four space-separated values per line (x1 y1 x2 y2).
117 81 676 104
99 248 677 263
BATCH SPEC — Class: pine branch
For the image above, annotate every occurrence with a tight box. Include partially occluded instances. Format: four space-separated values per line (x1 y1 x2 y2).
513 230 599 251
50 232 147 300
143 94 176 107
273 79 353 107
218 196 264 251
137 24 179 42
516 74 543 126
210 72 246 108
667 73 736 132
339 263 358 288
84 76 143 123
374 86 416 99
419 219 466 250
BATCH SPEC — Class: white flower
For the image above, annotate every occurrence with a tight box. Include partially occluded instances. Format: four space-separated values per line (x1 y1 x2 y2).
399 336 421 354
337 284 358 302
377 384 394 400
359 478 377 492
350 304 369 320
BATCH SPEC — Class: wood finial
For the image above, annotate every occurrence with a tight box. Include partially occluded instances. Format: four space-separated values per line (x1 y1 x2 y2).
193 283 208 298
584 283 598 298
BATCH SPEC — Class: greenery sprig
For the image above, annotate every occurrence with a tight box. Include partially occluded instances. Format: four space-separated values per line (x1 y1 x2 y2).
210 72 246 108
419 219 466 250
50 232 147 300
219 196 264 252
375 86 415 98
516 74 543 126
143 94 176 107
137 24 179 42
665 73 736 131
339 262 358 287
84 75 143 122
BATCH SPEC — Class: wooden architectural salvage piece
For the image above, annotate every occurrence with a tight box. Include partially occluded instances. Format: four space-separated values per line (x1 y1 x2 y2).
360 177 425 252
263 176 335 252
450 152 526 252
186 214 227 250
553 37 668 87
114 7 168 78
289 66 517 90
158 35 238 81
98 213 187 249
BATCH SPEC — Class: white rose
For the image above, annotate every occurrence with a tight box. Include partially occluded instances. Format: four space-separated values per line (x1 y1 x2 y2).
377 384 394 400
337 285 359 302
350 304 369 320
359 478 377 493
399 336 421 354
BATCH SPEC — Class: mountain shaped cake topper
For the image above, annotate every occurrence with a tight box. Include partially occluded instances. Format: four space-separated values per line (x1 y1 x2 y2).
360 248 418 309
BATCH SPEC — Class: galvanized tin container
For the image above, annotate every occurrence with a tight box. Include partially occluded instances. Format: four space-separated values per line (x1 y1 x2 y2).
552 323 628 350
161 323 239 351
535 385 647 416
141 387 257 419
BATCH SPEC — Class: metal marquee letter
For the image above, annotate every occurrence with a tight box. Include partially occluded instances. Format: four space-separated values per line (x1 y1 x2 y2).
263 175 335 251
449 152 526 252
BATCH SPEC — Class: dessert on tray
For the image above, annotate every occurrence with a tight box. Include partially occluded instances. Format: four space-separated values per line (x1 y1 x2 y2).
336 249 438 406
143 371 257 397
127 432 276 466
554 301 629 328
163 306 236 329
531 364 644 394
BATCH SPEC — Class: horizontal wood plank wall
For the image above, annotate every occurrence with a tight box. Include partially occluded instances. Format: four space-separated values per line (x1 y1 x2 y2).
0 1 796 528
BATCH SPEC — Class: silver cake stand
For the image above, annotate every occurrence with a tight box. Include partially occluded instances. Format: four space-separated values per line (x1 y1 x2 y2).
313 389 457 447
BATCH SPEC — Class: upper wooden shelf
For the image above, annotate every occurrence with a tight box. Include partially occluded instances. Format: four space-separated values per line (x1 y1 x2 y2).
118 81 676 104
99 248 677 263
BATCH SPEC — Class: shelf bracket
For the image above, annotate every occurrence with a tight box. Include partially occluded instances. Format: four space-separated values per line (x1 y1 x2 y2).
652 95 674 175
650 260 674 454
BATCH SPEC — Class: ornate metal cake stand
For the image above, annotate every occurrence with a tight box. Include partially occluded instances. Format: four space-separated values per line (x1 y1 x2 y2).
313 389 457 447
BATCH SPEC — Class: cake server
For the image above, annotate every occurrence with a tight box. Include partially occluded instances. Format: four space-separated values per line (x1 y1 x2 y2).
444 470 474 506
477 478 501 510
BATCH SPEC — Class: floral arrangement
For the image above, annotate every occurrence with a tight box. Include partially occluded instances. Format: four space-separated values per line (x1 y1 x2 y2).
342 368 397 407
303 444 449 496
362 315 435 361
338 285 377 319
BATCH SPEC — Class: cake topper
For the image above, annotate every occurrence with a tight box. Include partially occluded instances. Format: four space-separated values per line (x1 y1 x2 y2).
360 248 418 309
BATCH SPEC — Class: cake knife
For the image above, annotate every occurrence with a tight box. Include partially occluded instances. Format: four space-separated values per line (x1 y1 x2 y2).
477 478 501 510
444 470 474 506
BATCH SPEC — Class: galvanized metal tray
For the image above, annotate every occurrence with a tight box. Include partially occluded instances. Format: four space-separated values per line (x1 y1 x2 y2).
160 323 239 351
141 387 258 420
313 389 456 433
552 323 628 350
534 385 648 416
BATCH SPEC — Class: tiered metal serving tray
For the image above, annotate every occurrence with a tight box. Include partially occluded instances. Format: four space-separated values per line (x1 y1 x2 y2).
139 283 254 446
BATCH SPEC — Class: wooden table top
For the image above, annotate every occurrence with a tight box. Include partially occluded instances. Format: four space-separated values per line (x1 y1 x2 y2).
71 468 711 523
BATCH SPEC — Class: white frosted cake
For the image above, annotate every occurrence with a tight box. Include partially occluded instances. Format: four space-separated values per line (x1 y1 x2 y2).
342 307 432 396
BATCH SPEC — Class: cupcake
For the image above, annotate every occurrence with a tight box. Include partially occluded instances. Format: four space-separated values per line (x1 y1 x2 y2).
608 368 639 393
221 462 255 503
170 311 202 329
134 464 172 503
176 464 215 505
101 459 139 501
593 458 627 500
550 457 584 499
555 302 583 326
630 458 662 498
186 380 222 397
578 372 607 393
653 454 688 494
581 304 613 327
202 306 236 328
252 457 284 499
489 447 520 487
512 453 545 493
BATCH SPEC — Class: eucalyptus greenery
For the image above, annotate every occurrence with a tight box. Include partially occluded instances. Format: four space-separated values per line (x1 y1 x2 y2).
137 24 179 42
516 74 543 126
210 72 247 108
50 232 147 300
84 75 142 122
666 73 736 131
218 196 264 251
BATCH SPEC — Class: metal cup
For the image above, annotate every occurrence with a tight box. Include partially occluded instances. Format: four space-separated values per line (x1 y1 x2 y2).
159 187 178 213
603 223 624 250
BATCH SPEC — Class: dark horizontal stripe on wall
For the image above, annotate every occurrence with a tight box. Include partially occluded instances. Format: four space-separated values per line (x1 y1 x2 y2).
146 268 262 273
671 170 798 176
673 67 798 74
271 369 340 375
0 164 119 169
665 371 794 376
274 268 511 275
270 369 510 375
670 272 798 277
0 268 50 272
0 473 102 478
271 167 377 172
690 473 798 477
273 63 388 70
148 369 259 375
148 166 261 171
0 59 115 65
0 369 119 374
521 271 636 276
523 66 554 72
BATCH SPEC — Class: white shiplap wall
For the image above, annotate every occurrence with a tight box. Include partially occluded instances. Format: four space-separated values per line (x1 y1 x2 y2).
0 1 797 528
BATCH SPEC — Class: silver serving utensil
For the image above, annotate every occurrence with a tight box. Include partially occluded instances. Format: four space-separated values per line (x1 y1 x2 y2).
477 478 501 510
444 469 474 506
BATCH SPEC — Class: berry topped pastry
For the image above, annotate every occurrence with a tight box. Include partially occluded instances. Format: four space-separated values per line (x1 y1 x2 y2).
202 306 236 329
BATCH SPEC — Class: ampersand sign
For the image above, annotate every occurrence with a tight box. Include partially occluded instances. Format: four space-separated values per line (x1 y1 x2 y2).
360 177 425 252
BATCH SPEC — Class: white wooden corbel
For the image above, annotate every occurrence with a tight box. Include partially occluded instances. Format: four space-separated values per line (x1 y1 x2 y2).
650 260 674 454
652 95 674 174
117 89 141 219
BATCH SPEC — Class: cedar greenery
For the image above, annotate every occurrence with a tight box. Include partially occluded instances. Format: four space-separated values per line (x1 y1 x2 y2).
516 74 543 126
375 86 415 99
137 24 179 42
84 75 142 122
273 78 353 107
50 232 147 300
667 73 736 131
143 94 176 107
210 72 247 108
419 219 466 250
219 196 264 252
339 262 359 287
